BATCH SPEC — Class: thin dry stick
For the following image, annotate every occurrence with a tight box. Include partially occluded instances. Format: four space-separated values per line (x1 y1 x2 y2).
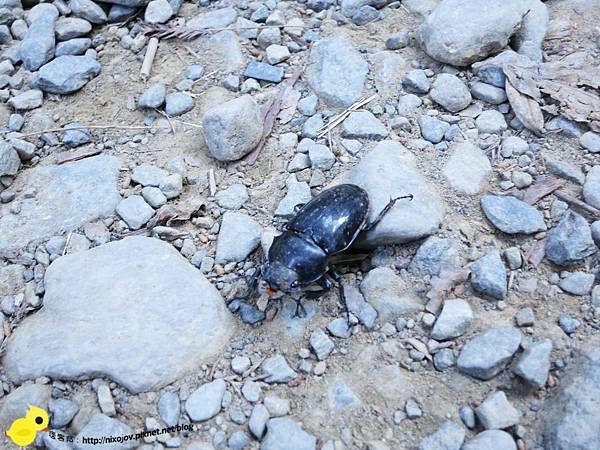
316 94 378 138
554 190 600 219
154 108 175 133
140 37 159 79
57 148 102 165
208 168 217 196
139 23 304 40
3 124 152 138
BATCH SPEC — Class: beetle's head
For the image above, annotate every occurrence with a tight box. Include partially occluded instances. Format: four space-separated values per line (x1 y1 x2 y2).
259 260 301 295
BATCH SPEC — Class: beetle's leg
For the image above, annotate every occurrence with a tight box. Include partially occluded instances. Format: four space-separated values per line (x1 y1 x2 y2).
293 203 307 213
338 283 351 324
294 298 307 318
363 194 414 232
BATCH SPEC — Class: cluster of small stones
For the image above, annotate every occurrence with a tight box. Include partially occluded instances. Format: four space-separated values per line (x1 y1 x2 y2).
0 0 599 449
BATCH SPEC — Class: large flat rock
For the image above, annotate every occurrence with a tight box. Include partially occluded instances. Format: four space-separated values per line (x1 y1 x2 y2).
0 155 120 252
2 236 233 393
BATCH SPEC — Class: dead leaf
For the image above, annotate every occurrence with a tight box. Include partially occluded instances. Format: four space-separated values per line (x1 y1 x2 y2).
146 201 206 228
523 177 565 204
505 81 545 136
403 338 432 361
524 239 546 268
504 64 542 100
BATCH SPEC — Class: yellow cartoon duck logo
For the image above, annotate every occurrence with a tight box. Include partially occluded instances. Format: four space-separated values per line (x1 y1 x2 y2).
5 404 49 448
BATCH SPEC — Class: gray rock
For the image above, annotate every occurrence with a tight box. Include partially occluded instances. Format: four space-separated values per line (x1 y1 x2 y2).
96 383 115 416
476 64 506 88
515 307 535 327
351 4 380 25
457 326 522 380
386 30 410 50
341 110 388 140
187 7 236 29
580 131 600 153
19 4 57 71
512 339 552 389
480 195 546 234
2 237 232 393
347 140 444 246
327 318 351 338
185 379 226 422
431 299 473 341
409 237 461 276
418 115 449 144
116 195 154 230
274 175 311 217
215 211 261 263
138 83 166 109
542 153 585 185
257 27 281 49
418 421 465 450
501 136 529 156
297 94 318 116
144 0 172 24
185 64 204 80
475 391 520 429
202 95 262 161
397 93 422 116
229 431 251 450
470 82 507 105
62 122 91 147
470 250 507 300
360 267 422 322
302 113 324 139
417 0 547 66
403 69 430 94
29 55 101 94
261 418 317 450
266 44 290 65
8 89 43 111
310 328 334 360
165 92 194 116
443 142 491 195
288 153 311 172
131 163 168 187
159 173 182 199
244 60 284 83
0 140 20 177
433 348 455 371
343 283 377 329
69 0 107 23
475 110 507 134
558 314 580 334
308 144 335 170
305 36 368 108
459 406 476 429
542 338 600 450
430 74 471 112
55 17 91 40
328 378 360 412
249 404 269 439
0 156 119 252
0 384 52 431
405 398 422 419
108 4 138 22
55 37 91 56
216 184 248 210
157 391 180 427
9 138 35 161
49 398 79 428
545 211 597 265
260 355 297 383
559 271 595 296
264 396 290 417
74 414 137 449
583 165 600 209
462 430 516 450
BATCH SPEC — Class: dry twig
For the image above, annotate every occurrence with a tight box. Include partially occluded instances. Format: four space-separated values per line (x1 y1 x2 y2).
554 190 600 219
1 124 152 138
316 94 378 138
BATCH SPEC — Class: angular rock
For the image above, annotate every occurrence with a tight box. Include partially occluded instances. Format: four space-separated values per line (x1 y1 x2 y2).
274 175 311 217
305 36 368 108
62 122 91 147
260 355 297 383
49 398 79 429
481 195 546 234
0 140 20 177
144 0 172 24
2 237 233 393
185 379 226 422
462 430 516 450
215 211 261 264
430 74 471 112
261 418 317 450
249 404 269 439
309 328 334 360
187 7 237 30
403 69 430 94
431 299 473 341
131 162 168 187
0 156 119 252
545 211 597 265
418 115 449 144
409 236 461 276
29 55 101 94
19 4 57 71
328 378 360 412
542 153 585 184
360 267 422 321
418 421 465 450
542 338 600 450
244 60 283 83
417 0 547 66
202 95 263 161
457 326 522 380
470 82 507 105
398 93 422 116
308 143 335 170
215 184 248 210
443 142 491 195
341 110 388 140
475 391 520 430
138 83 166 109
8 89 43 111
583 165 600 209
347 140 444 246
501 136 529 156
512 339 552 389
116 195 154 230
165 92 194 116
470 250 507 300
343 283 377 329
158 391 180 427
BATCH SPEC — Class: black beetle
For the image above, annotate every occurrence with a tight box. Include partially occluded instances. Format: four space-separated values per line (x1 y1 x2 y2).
259 183 413 299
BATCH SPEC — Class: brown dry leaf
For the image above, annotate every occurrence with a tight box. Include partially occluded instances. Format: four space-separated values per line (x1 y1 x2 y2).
538 79 600 125
146 201 206 228
504 64 542 100
523 177 565 204
403 338 432 361
524 239 546 267
427 267 471 302
278 89 301 125
505 81 545 136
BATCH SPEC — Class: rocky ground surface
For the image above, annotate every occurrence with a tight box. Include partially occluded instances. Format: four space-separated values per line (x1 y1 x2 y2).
0 0 599 449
